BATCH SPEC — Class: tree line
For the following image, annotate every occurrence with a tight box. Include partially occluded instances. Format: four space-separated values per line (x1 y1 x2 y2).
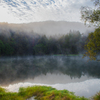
0 30 87 56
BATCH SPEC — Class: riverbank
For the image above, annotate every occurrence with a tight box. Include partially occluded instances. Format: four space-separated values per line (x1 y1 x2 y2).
0 86 100 100
0 86 87 100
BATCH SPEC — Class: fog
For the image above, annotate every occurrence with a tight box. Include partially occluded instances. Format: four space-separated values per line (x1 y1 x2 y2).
0 21 95 36
0 21 99 99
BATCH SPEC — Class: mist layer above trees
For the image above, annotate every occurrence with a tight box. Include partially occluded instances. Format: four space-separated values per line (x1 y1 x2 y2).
0 21 94 36
0 21 94 56
0 29 87 56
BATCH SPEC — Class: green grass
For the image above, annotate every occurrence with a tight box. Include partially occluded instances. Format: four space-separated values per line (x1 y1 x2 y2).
0 86 99 100
0 87 24 100
91 92 100 100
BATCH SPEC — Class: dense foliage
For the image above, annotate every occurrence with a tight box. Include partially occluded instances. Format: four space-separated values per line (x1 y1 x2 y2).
0 30 86 56
81 0 100 60
81 0 100 26
83 28 100 60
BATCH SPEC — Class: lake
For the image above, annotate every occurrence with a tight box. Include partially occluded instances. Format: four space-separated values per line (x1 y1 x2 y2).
0 55 100 98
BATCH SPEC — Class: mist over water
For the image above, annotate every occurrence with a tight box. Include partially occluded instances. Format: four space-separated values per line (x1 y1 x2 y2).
0 56 100 98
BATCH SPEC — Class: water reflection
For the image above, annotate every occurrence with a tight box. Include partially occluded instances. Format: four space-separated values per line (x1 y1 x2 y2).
0 56 100 86
24 73 93 84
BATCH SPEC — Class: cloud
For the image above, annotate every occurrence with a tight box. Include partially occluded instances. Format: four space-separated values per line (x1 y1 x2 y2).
0 0 94 23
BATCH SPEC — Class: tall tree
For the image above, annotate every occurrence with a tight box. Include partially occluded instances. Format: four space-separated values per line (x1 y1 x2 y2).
81 0 100 26
81 0 100 60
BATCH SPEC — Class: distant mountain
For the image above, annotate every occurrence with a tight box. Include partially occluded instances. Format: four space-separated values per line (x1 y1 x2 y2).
0 21 95 36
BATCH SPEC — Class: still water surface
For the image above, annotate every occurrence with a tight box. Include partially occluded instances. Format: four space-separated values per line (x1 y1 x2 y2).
0 55 100 98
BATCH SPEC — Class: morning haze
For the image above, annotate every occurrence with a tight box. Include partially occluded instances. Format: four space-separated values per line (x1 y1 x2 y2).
0 21 94 36
0 0 100 99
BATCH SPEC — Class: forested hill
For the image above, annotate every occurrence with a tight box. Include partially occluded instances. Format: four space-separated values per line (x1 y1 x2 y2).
0 21 94 36
0 21 94 56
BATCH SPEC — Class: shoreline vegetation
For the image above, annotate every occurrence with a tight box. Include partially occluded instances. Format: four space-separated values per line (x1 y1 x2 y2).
0 86 100 100
0 54 81 58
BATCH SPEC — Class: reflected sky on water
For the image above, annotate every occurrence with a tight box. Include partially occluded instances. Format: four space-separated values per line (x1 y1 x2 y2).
0 55 100 86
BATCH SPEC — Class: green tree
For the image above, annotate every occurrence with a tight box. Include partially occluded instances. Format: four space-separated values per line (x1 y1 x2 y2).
81 0 100 60
0 40 5 55
81 0 100 26
33 43 48 55
4 43 14 56
83 28 100 60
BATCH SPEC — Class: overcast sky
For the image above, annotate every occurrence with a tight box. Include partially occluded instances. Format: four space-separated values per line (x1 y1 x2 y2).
0 0 93 23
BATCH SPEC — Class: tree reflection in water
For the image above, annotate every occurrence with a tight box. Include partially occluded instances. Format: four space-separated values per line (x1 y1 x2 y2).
0 56 100 86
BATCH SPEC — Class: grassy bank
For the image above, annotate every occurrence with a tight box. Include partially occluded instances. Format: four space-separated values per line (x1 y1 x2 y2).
0 86 99 100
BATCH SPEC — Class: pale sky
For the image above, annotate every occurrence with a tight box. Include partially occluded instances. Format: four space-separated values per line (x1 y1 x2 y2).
0 0 93 23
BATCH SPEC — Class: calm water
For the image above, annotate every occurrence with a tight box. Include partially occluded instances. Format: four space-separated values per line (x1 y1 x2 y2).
0 55 100 98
